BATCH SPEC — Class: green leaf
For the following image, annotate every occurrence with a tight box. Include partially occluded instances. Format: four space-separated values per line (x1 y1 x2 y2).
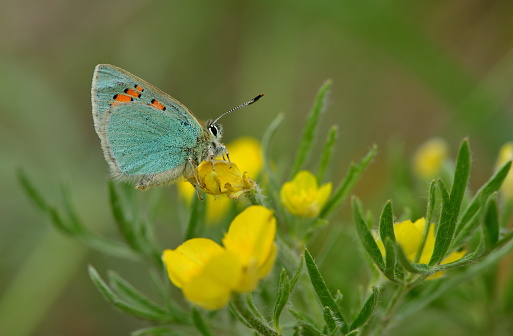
383 237 402 282
320 145 377 218
437 178 450 206
261 113 286 209
379 200 395 246
323 306 342 334
184 189 206 240
353 197 384 271
192 307 215 336
304 248 348 333
17 169 48 211
290 256 304 290
297 323 325 336
425 180 437 226
484 196 500 249
349 286 380 330
273 270 291 331
395 242 430 275
108 181 139 250
19 170 136 259
290 79 332 178
88 265 169 322
317 125 338 183
108 272 168 317
430 140 471 266
455 161 511 242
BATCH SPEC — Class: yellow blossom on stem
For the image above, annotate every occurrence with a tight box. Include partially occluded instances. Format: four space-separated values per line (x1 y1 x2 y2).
280 170 332 218
495 142 513 200
196 160 256 199
162 205 277 310
376 218 466 280
413 138 449 180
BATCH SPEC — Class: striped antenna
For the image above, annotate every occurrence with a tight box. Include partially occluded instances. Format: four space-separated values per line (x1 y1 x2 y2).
212 94 264 124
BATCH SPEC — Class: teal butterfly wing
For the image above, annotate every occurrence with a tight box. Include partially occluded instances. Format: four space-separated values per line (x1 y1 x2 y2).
91 64 204 187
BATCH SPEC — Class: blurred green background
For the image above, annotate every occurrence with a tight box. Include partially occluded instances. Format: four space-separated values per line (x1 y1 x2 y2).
2 0 513 335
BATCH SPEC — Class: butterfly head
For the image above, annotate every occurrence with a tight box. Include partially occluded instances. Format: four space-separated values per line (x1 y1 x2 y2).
206 121 224 140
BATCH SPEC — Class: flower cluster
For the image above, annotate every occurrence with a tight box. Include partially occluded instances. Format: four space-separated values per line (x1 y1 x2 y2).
162 206 277 310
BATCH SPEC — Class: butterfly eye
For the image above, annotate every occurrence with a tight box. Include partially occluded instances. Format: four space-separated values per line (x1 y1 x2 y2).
209 125 218 137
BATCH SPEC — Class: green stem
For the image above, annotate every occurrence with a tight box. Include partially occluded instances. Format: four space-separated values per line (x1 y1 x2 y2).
245 186 267 206
230 294 278 336
371 285 407 336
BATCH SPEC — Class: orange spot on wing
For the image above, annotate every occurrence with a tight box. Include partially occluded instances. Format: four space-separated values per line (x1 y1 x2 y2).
113 94 133 102
134 85 144 92
124 88 142 98
150 99 166 111
111 94 133 106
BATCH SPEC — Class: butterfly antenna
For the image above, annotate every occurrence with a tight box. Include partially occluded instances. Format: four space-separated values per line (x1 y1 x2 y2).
212 94 264 124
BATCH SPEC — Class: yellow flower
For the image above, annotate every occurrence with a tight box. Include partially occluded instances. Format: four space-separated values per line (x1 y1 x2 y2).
196 160 256 199
376 218 466 280
162 206 277 310
413 138 449 180
495 142 513 199
226 137 264 179
280 170 332 218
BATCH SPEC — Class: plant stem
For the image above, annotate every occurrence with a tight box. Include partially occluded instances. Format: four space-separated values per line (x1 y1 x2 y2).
370 285 407 336
231 294 278 336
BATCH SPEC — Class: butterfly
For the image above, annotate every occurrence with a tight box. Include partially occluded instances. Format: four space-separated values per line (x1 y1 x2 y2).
91 64 263 190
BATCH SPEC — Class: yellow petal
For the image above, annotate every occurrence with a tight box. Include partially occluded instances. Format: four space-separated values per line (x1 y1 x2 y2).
162 238 224 289
223 206 276 266
226 137 263 178
394 219 423 259
316 182 332 208
183 251 243 310
280 170 329 218
294 170 318 192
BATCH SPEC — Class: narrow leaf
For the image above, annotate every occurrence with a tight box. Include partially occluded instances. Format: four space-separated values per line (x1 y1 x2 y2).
320 145 377 218
273 270 291 331
192 307 215 336
184 191 206 240
290 256 304 290
379 201 395 245
17 169 48 211
323 306 341 333
109 181 140 251
353 197 384 270
484 196 500 249
456 161 511 238
317 125 338 182
437 179 449 206
88 266 168 322
109 272 167 316
349 286 380 330
304 248 347 332
291 79 332 177
396 242 430 274
383 237 400 281
425 180 437 225
430 140 471 266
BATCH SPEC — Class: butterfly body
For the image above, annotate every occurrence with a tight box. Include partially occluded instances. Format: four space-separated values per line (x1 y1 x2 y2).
91 64 225 190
